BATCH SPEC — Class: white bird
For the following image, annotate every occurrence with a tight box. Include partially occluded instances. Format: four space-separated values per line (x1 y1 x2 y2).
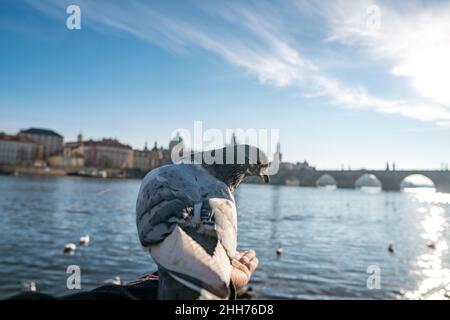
276 247 284 256
21 281 37 292
64 243 77 254
104 276 121 286
79 235 90 246
136 145 269 300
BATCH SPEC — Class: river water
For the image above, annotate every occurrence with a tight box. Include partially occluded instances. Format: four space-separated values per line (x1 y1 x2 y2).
0 175 449 299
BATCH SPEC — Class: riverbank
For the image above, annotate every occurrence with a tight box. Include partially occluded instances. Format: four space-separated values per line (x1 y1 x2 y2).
0 165 268 182
0 165 66 176
0 165 132 179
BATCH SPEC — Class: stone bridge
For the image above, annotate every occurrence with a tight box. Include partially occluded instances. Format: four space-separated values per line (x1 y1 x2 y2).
271 170 450 193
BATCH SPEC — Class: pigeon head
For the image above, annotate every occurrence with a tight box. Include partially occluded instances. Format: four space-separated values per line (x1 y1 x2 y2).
195 144 270 192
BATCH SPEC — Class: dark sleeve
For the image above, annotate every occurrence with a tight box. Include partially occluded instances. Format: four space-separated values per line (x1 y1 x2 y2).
229 281 237 300
7 275 160 300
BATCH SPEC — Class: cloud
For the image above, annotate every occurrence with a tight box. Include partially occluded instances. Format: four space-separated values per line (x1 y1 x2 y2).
28 0 450 124
303 0 450 117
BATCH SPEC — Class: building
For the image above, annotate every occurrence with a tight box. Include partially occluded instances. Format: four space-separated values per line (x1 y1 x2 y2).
47 141 84 168
150 142 165 167
226 132 238 146
20 128 63 158
164 132 185 163
82 138 133 169
0 133 41 165
130 134 187 168
167 132 182 161
133 142 151 171
274 142 282 163
133 142 164 171
133 135 184 172
273 141 315 171
281 160 315 171
168 132 183 151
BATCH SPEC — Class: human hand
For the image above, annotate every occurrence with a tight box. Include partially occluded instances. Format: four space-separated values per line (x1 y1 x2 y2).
230 250 259 292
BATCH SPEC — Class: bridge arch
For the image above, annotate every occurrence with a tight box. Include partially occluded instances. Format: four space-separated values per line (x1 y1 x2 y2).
293 170 450 193
355 173 382 191
400 174 436 191
316 174 337 188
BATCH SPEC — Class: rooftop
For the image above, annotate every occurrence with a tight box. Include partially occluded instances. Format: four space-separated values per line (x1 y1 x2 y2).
21 128 63 138
0 133 37 144
83 138 132 150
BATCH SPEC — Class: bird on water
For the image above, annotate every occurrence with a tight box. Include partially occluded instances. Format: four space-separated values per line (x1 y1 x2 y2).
64 243 77 254
136 144 269 300
388 244 395 253
80 235 90 246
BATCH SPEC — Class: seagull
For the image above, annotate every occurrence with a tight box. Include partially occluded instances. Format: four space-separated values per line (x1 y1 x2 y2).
136 144 269 300
79 235 90 246
21 281 37 292
104 276 121 286
276 247 284 256
64 243 77 254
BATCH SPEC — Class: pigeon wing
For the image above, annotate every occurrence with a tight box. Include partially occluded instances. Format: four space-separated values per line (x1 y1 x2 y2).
136 164 201 247
201 197 238 260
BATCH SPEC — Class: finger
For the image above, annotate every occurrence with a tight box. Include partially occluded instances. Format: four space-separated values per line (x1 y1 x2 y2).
232 259 251 278
231 269 248 292
240 255 250 264
239 250 256 264
235 263 251 279
232 259 250 273
244 250 256 260
233 252 243 260
244 259 257 273
250 257 259 272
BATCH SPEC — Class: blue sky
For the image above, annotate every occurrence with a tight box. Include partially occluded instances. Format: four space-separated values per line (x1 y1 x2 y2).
1 0 450 169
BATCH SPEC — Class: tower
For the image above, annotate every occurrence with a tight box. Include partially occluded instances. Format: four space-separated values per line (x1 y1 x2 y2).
274 141 282 163
230 132 238 146
169 132 183 151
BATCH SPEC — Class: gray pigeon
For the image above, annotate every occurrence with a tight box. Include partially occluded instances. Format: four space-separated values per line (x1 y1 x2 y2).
136 144 269 299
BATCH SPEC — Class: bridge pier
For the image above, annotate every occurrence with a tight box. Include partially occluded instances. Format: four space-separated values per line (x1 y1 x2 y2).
376 175 403 191
335 177 356 189
430 178 450 193
332 172 359 189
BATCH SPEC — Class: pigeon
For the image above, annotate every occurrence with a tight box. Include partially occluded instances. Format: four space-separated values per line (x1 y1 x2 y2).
136 144 269 300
